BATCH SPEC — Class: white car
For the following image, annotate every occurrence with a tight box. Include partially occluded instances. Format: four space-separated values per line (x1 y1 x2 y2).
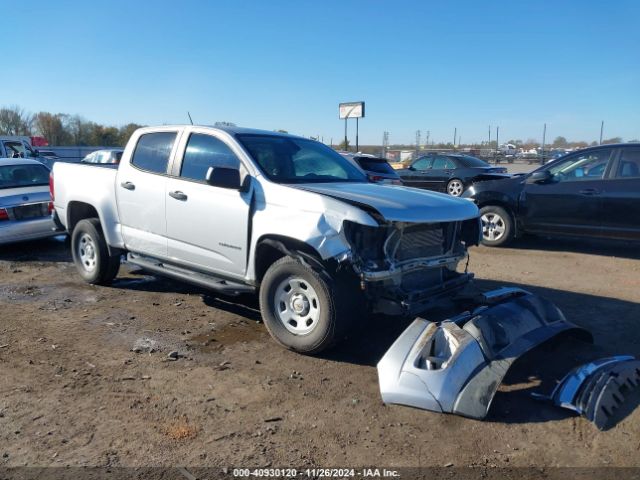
0 158 57 245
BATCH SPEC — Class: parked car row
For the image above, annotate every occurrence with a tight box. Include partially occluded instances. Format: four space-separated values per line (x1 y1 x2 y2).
2 132 638 251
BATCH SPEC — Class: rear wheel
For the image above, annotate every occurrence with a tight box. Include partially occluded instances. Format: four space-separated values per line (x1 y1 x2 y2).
447 178 464 196
479 206 514 247
71 218 120 284
259 256 351 354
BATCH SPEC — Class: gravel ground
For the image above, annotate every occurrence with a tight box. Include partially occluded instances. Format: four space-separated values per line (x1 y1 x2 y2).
0 235 639 469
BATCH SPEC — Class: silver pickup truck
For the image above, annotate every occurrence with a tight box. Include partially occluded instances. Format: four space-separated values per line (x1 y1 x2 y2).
52 125 483 353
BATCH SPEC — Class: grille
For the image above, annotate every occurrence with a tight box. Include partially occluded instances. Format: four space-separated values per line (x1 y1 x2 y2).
401 268 443 291
393 224 444 261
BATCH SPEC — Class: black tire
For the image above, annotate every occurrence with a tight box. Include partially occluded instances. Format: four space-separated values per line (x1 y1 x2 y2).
479 205 514 247
258 256 351 354
71 218 120 285
447 178 464 197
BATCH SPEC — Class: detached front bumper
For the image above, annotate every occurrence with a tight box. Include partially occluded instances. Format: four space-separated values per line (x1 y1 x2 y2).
377 287 592 419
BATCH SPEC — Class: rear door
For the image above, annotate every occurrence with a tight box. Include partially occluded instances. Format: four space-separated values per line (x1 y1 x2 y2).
421 156 456 192
521 148 614 236
165 130 251 277
599 147 640 240
115 130 180 258
402 156 434 188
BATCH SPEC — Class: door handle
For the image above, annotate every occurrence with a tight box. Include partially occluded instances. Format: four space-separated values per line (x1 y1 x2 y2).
169 190 188 201
579 188 600 196
120 181 135 190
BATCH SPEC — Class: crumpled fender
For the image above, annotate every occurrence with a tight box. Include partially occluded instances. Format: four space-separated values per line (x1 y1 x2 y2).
377 288 592 419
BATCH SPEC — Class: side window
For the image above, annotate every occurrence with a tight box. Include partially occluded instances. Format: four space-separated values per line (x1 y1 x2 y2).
432 156 449 170
444 158 457 169
180 133 240 181
616 148 640 179
412 157 432 170
547 149 612 182
131 132 177 174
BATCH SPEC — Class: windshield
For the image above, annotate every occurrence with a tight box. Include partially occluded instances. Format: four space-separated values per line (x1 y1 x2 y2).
455 155 490 168
354 157 396 174
237 134 367 184
0 163 50 189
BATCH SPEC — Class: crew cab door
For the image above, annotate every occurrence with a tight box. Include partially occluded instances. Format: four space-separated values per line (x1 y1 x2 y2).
599 147 640 240
115 130 180 258
165 130 251 278
521 148 614 236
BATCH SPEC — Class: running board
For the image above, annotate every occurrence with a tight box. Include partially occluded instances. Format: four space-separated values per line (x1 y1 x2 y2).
126 253 255 296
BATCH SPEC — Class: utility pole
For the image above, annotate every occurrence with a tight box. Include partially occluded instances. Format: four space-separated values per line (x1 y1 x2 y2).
600 120 604 145
415 130 421 154
426 130 430 147
453 127 457 148
356 118 359 152
382 131 389 158
344 118 348 151
495 126 500 163
541 123 546 165
488 125 491 148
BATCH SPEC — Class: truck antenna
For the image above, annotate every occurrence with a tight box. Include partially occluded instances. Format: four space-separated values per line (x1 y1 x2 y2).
187 112 194 125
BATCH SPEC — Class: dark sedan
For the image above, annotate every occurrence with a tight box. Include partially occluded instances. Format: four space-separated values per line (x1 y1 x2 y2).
397 153 508 196
462 144 640 246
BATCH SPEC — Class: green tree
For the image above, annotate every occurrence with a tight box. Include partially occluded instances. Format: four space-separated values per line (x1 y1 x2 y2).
0 106 32 135
602 137 623 144
33 112 71 145
118 123 144 146
552 136 568 148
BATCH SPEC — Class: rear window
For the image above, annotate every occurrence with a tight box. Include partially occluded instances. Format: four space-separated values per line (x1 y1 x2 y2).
131 132 176 174
455 155 490 168
354 157 396 174
0 164 50 189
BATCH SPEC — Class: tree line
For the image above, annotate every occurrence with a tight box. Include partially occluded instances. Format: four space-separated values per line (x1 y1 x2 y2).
0 105 143 147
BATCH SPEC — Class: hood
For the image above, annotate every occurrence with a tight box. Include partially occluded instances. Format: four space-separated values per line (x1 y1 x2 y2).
293 182 478 223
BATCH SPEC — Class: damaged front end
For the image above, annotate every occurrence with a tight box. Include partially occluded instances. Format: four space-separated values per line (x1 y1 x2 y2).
343 217 481 316
377 287 592 419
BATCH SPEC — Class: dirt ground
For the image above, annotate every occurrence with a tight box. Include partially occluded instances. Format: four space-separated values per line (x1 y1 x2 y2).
0 235 639 470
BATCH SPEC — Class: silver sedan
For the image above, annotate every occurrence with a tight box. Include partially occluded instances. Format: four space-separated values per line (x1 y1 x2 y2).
0 158 58 245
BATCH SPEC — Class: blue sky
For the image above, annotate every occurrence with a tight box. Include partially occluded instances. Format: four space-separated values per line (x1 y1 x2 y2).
5 0 640 144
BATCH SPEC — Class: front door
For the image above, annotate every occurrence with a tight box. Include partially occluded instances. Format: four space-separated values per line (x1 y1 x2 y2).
599 147 640 240
402 156 435 189
521 148 614 236
165 131 251 278
116 130 179 258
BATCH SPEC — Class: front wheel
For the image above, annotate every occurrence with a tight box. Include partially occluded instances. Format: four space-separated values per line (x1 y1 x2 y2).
259 256 351 354
71 218 120 285
447 178 464 196
479 206 514 247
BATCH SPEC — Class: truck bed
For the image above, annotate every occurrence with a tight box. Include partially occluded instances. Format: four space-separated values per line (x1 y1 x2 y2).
52 162 124 249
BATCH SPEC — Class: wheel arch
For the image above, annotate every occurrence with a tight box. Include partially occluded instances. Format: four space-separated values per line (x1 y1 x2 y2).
67 201 123 256
254 234 326 284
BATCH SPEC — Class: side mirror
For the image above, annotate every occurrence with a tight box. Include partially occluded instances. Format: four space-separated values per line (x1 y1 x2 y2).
205 166 242 190
526 170 552 184
408 165 415 171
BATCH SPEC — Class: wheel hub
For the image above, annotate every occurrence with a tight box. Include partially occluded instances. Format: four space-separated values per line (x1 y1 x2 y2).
274 277 320 335
290 293 310 316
